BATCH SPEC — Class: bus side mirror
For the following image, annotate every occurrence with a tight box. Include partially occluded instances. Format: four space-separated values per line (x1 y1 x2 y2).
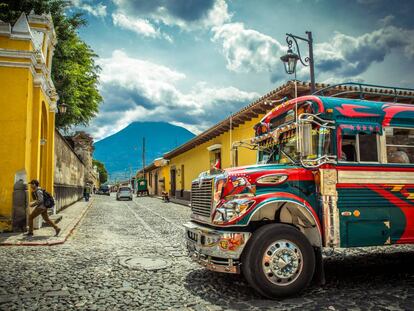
298 123 313 157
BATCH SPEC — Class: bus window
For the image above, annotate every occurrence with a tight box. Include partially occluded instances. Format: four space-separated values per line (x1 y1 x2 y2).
359 133 378 162
386 128 414 164
340 133 378 162
341 135 357 162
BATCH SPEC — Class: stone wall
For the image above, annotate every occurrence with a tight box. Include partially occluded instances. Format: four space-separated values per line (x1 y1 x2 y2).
54 130 85 211
70 132 99 187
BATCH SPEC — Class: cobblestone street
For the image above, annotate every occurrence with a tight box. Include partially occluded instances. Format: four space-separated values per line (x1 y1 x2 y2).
1 195 414 311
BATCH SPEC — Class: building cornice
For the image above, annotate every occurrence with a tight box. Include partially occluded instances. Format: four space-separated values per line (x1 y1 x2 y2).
0 48 37 63
0 60 36 76
0 20 11 36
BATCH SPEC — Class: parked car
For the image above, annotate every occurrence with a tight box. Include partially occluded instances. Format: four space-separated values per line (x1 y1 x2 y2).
117 186 133 201
97 185 110 196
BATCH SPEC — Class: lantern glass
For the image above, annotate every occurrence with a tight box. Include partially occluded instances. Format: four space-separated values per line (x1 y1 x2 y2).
287 56 297 74
58 103 68 114
280 49 299 75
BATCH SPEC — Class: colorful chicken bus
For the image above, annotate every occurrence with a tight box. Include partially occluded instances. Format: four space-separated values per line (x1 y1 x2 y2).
184 83 414 298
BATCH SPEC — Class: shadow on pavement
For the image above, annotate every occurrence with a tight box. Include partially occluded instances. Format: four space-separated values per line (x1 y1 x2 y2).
184 250 414 309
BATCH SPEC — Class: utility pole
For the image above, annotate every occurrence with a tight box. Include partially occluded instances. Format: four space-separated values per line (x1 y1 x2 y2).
142 137 146 178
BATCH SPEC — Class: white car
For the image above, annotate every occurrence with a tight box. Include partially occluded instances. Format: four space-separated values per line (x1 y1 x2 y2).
116 186 133 201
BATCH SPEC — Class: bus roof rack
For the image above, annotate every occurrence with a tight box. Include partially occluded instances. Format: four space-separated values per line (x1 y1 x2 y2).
313 82 414 103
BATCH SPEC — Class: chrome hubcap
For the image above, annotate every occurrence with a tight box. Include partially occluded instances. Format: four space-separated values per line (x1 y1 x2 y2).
262 239 303 286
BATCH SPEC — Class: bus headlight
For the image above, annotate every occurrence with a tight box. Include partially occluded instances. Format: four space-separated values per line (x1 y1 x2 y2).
213 199 255 225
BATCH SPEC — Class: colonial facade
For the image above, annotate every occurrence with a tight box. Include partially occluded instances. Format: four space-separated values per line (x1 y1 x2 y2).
0 12 58 231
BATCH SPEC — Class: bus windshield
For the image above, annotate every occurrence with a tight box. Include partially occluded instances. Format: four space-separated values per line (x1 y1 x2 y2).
257 126 332 165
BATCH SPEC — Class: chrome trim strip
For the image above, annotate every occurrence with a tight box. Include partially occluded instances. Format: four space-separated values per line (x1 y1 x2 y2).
319 169 340 248
337 170 414 184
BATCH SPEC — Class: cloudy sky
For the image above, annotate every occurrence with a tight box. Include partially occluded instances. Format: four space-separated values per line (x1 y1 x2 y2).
70 0 414 140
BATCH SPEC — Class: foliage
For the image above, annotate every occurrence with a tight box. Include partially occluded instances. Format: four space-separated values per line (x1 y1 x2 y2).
93 159 108 184
0 0 102 128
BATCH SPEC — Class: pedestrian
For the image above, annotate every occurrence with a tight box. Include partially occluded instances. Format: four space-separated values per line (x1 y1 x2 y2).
25 180 61 237
162 191 170 203
84 185 91 201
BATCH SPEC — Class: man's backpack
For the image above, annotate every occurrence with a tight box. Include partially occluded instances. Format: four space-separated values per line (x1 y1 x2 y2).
43 190 55 208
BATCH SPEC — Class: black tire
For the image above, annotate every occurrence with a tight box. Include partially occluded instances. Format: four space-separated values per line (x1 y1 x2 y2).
242 223 315 298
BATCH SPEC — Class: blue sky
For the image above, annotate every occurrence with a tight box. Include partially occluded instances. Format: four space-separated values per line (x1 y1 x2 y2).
70 0 414 140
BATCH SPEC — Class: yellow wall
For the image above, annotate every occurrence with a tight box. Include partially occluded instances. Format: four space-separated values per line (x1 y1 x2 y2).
0 37 33 51
0 67 32 229
0 15 57 231
158 115 264 194
161 165 171 193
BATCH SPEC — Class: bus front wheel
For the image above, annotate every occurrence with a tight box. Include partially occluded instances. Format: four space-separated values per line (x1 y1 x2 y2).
242 223 315 298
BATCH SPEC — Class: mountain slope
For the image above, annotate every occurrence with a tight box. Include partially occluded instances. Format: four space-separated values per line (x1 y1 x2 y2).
93 122 195 180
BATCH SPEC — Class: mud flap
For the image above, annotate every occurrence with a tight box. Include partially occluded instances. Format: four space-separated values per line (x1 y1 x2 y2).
312 247 325 285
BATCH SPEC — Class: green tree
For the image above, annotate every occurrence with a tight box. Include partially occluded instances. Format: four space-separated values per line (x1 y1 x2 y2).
93 159 108 184
0 0 102 128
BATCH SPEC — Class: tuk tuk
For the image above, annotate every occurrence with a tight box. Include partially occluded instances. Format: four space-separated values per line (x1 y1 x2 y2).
136 178 148 196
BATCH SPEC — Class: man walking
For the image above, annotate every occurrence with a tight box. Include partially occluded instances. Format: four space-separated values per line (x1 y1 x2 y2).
25 180 61 237
84 184 91 201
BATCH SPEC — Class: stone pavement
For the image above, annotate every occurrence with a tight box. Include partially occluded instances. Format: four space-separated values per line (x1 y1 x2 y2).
0 195 413 311
0 198 93 246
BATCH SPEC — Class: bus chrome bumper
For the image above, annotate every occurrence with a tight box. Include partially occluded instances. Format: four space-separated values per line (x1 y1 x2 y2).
184 222 251 274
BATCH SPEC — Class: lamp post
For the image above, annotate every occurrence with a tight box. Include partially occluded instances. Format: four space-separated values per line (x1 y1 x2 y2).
280 31 315 93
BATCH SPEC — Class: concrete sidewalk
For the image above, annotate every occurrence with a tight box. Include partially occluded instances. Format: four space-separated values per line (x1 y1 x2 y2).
0 198 93 246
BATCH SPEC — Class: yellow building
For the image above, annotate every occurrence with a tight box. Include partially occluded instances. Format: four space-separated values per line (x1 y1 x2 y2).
140 81 315 202
0 12 58 231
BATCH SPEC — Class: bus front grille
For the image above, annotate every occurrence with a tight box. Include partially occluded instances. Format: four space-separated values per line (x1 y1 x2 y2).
191 179 213 219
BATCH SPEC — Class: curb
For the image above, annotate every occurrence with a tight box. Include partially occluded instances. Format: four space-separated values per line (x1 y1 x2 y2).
0 199 94 247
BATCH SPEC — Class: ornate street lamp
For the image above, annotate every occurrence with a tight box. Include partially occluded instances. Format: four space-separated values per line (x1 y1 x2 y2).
280 31 315 93
58 102 68 114
280 48 299 75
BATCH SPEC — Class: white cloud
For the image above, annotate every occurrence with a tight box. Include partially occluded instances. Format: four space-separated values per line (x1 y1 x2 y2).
111 0 231 40
321 76 365 85
112 13 161 39
315 22 414 77
92 50 259 140
212 18 414 83
71 0 107 17
212 22 284 74
202 0 232 29
145 0 231 30
169 121 202 135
